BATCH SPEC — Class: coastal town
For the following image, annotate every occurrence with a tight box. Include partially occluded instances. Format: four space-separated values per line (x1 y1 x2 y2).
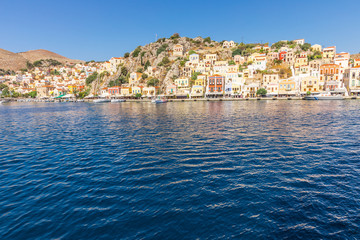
1 35 360 101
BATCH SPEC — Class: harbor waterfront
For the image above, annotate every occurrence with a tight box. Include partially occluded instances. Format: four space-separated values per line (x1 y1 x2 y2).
0 101 359 239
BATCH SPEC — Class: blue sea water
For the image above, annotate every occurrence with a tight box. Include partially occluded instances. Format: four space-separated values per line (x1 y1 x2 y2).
0 101 359 239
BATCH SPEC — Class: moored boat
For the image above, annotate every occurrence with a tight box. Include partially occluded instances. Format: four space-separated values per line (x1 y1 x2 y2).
93 98 111 103
111 99 126 103
151 96 167 103
304 92 344 100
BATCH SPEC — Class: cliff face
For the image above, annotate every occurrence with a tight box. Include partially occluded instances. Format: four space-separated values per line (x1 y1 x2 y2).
0 48 84 70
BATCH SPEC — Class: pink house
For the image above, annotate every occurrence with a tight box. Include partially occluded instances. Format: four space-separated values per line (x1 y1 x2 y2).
108 86 121 96
166 84 177 95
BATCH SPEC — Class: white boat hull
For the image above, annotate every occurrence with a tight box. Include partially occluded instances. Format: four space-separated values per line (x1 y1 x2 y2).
93 99 111 103
304 96 344 100
111 99 126 103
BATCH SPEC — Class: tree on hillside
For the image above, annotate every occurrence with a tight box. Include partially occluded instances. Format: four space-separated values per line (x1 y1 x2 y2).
157 44 168 56
228 60 236 65
142 73 148 79
120 66 128 77
144 60 151 70
158 56 170 66
124 52 130 58
232 49 242 57
204 37 211 44
132 46 142 57
147 78 159 87
0 83 7 90
170 33 180 39
300 43 311 51
86 72 98 85
188 50 197 55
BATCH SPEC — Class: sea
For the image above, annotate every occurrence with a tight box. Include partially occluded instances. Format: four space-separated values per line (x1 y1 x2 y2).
0 101 359 239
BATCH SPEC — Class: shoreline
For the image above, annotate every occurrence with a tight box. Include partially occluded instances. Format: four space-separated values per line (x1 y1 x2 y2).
1 96 359 103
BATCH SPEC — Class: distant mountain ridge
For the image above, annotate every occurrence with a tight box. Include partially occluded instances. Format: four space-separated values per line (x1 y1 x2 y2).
0 48 84 70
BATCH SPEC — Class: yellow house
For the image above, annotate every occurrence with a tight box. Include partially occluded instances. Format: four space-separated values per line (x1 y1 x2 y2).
132 86 142 95
129 72 142 85
67 85 76 94
301 76 319 94
278 79 297 96
322 46 336 61
121 87 131 96
191 85 204 98
294 56 308 67
195 74 207 86
311 44 322 52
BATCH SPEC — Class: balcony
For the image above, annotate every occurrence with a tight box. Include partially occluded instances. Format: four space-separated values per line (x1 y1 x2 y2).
285 88 292 91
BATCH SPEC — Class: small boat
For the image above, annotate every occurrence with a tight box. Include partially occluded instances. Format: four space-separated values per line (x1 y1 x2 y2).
93 98 111 103
0 100 9 104
304 92 344 100
111 99 126 103
151 96 167 103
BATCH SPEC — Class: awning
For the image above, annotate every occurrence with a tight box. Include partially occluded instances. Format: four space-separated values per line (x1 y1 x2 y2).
54 94 66 99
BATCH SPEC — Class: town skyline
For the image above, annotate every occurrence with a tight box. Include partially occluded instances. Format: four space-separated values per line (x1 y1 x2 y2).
1 0 360 60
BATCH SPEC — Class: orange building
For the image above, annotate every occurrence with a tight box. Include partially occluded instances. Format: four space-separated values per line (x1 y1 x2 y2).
320 64 340 79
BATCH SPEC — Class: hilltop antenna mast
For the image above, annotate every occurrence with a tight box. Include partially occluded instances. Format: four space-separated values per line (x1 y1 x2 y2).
156 34 158 42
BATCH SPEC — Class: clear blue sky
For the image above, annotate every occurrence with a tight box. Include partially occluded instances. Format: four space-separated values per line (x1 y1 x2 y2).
1 0 359 61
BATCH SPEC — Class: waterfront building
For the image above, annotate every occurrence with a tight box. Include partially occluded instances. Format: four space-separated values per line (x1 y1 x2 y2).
108 86 121 96
278 79 297 96
165 84 177 96
320 64 340 90
206 75 225 97
301 76 320 94
344 66 360 95
132 86 143 95
190 85 205 98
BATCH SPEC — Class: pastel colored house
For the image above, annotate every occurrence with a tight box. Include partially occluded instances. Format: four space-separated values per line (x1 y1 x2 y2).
173 44 184 57
234 55 246 65
301 76 319 94
129 72 142 85
278 79 297 96
222 41 235 48
166 84 177 96
344 66 360 95
195 74 207 86
320 64 340 90
132 86 143 95
121 87 131 96
322 46 336 61
142 86 158 97
206 75 225 97
191 85 205 98
108 86 121 96
174 78 189 88
294 39 305 45
311 44 322 52
189 53 199 63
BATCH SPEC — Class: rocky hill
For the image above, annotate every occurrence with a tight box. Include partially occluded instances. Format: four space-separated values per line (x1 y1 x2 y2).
0 48 28 71
0 48 84 71
104 35 232 91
